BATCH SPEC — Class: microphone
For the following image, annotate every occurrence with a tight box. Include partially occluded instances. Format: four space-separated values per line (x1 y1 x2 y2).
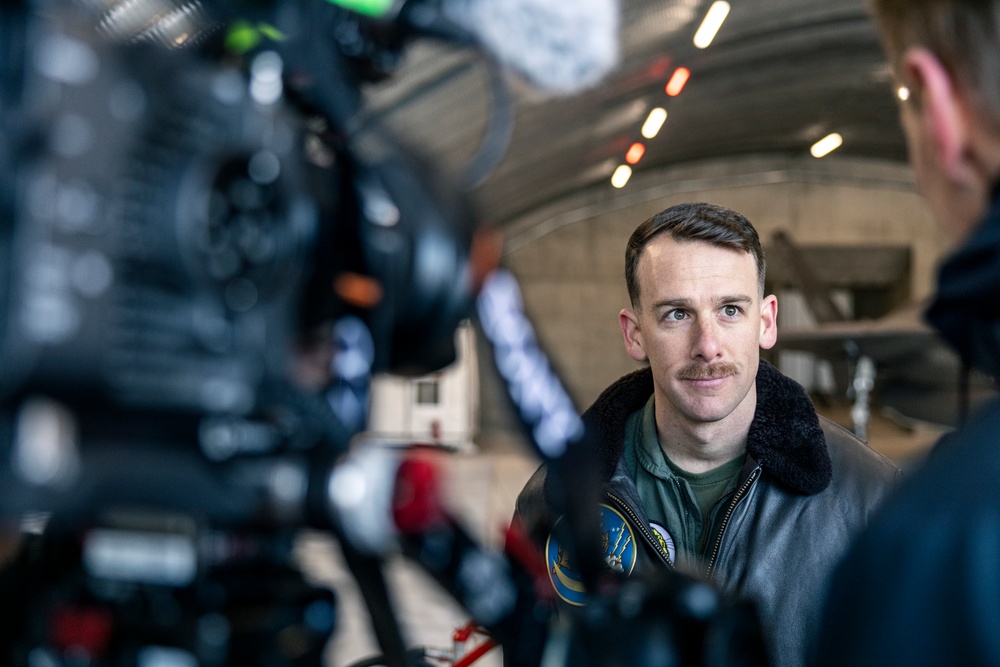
403 0 621 95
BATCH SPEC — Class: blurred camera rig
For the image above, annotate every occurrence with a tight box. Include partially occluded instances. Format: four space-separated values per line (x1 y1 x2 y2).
0 0 479 664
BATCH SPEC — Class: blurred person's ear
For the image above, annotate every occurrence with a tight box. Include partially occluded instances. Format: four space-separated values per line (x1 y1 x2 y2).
901 47 972 183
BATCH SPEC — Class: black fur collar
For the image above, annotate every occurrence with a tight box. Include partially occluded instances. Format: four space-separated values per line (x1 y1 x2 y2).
582 360 832 495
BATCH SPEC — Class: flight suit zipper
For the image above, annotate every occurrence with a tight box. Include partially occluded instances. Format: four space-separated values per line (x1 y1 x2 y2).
606 490 674 569
705 467 761 579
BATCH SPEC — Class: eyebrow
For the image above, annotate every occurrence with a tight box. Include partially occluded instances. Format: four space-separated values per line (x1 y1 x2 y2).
650 295 754 311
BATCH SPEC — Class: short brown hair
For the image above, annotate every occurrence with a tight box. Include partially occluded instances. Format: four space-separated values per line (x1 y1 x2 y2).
625 202 766 309
870 0 1000 131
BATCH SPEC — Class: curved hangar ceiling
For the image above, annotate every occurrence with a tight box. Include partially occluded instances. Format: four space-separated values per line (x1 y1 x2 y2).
363 0 908 226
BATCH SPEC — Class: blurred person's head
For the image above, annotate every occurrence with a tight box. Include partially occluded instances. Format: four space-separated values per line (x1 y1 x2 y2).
870 0 1000 242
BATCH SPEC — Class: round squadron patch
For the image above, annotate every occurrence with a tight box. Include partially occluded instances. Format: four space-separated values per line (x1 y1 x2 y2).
649 522 676 565
545 504 637 606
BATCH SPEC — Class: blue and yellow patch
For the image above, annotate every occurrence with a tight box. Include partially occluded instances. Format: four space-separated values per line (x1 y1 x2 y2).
545 504 637 606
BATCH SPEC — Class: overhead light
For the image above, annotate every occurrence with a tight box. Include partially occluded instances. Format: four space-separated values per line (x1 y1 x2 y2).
693 1 731 48
897 86 910 101
625 143 646 165
810 133 843 158
665 67 690 96
611 165 632 188
641 108 667 138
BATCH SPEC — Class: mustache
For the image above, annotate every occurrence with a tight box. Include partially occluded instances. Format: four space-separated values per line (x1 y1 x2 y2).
677 362 740 381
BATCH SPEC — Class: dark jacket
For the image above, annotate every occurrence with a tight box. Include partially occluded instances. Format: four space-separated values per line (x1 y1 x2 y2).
516 360 900 667
814 189 1000 667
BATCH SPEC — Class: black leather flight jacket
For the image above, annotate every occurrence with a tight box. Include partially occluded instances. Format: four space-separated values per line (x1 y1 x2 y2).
514 360 900 667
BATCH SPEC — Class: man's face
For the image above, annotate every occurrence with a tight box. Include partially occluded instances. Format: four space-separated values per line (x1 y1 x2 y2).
620 235 777 429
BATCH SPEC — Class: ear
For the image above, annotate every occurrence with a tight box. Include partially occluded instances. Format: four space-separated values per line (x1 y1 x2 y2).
619 308 648 362
759 294 778 351
902 47 971 181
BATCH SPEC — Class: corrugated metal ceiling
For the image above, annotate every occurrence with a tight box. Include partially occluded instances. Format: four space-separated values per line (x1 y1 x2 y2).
363 0 906 225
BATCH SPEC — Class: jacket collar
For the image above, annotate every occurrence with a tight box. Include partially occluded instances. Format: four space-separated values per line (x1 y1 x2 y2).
582 360 832 495
925 186 1000 379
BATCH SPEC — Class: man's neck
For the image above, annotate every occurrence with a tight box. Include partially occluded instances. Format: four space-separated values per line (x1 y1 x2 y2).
654 390 756 474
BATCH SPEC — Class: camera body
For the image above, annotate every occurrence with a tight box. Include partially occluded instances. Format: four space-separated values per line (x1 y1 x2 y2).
0 0 490 661
0 7 317 418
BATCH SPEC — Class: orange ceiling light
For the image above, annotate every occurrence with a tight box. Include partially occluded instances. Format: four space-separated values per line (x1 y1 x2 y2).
625 142 646 164
665 67 690 96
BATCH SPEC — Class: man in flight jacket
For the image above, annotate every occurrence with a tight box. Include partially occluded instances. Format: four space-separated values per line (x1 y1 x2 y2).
514 202 899 667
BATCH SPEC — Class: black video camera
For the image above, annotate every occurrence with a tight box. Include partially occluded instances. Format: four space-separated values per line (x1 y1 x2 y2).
0 0 477 663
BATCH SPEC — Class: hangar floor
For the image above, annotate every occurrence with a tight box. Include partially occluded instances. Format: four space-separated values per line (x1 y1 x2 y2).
303 409 943 667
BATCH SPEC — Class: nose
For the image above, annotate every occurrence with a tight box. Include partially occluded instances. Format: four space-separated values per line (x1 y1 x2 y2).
690 317 722 361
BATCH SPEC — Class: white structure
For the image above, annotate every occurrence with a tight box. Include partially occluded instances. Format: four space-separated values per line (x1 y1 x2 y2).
366 322 479 451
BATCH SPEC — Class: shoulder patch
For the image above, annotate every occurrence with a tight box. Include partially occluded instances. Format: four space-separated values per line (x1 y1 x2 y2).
649 522 676 565
545 504 637 606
